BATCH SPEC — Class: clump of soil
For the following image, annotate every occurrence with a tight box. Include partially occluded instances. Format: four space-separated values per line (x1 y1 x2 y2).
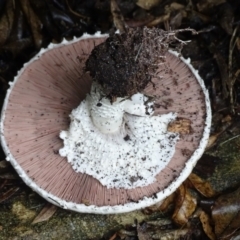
86 27 188 101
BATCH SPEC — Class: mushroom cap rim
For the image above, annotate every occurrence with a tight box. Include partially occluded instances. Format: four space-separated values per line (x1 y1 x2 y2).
0 33 212 214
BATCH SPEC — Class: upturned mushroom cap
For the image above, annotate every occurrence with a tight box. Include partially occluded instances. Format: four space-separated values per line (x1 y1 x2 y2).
0 32 211 214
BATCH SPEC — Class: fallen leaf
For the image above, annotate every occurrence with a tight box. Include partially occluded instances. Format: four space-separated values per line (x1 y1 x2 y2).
214 51 229 99
199 211 216 240
143 192 176 214
222 114 232 123
0 0 15 45
236 37 240 51
0 171 19 179
32 203 58 224
206 133 221 149
0 160 11 173
20 0 43 48
0 186 20 203
212 187 240 239
159 192 175 212
109 233 117 240
110 0 126 33
172 184 197 226
218 2 234 35
125 6 154 27
197 0 226 12
81 198 90 206
147 13 170 27
136 0 162 10
169 2 185 11
143 201 163 214
188 173 216 197
167 117 192 134
169 11 183 30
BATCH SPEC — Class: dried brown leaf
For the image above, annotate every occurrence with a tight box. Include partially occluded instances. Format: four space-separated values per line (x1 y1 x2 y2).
0 1 15 45
221 115 232 123
2 38 33 56
172 184 197 226
172 2 185 9
143 192 176 214
229 26 240 113
0 160 11 173
32 203 58 224
199 211 216 240
110 0 126 33
126 15 154 28
0 179 7 190
81 198 90 206
165 2 185 13
0 187 20 203
197 0 226 12
236 37 240 51
109 233 117 240
206 133 221 149
159 192 176 212
147 13 170 27
151 2 185 30
143 201 163 214
136 0 162 10
219 3 234 35
20 0 42 48
212 187 240 239
167 118 192 134
214 52 229 99
0 172 19 180
169 11 183 30
188 173 216 197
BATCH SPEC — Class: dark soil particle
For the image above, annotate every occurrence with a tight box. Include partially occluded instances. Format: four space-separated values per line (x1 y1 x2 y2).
86 27 186 100
85 28 149 100
124 134 131 141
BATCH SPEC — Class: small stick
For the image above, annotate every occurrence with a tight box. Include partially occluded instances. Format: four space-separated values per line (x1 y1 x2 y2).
110 0 127 34
228 25 239 114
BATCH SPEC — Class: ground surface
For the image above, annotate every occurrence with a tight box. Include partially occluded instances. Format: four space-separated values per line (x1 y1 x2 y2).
0 0 240 239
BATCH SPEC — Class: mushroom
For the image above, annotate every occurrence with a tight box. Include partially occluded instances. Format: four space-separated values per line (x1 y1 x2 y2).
0 28 211 214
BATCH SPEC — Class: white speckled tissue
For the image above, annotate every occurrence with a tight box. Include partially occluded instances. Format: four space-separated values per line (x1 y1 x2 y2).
60 84 179 189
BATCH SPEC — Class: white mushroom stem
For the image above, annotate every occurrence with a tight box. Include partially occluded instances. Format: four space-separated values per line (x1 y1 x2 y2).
88 83 154 134
59 82 179 189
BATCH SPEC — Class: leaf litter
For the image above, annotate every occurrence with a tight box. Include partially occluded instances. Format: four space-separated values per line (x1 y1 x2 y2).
32 203 58 224
0 0 240 239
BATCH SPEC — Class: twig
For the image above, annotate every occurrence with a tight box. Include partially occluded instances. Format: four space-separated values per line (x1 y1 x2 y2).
214 53 229 99
109 233 117 240
135 43 143 61
228 25 240 114
65 0 90 21
110 0 127 33
219 134 240 147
